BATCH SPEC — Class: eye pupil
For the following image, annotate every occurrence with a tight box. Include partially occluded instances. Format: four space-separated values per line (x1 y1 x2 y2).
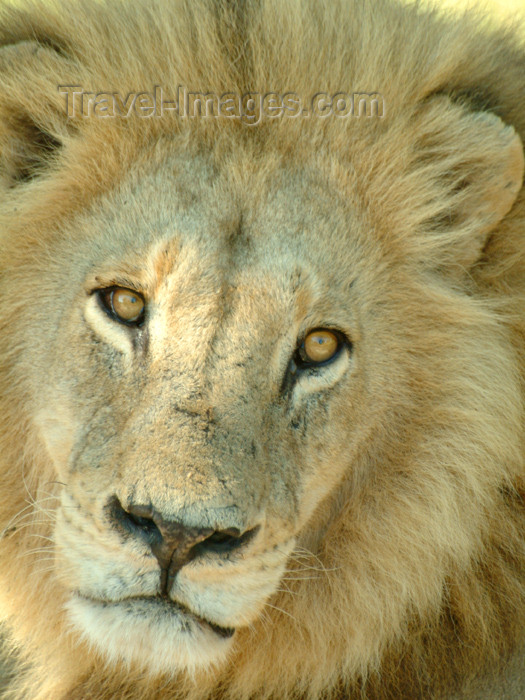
300 329 341 365
98 287 145 324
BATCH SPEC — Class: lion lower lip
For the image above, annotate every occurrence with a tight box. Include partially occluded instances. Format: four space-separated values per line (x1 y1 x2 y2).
76 593 235 639
205 619 235 639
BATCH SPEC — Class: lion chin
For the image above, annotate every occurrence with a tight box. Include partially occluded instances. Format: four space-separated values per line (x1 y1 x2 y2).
66 595 234 674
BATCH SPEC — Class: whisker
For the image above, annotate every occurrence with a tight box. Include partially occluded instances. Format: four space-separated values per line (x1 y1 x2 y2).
18 547 55 558
2 520 55 537
274 587 298 597
1 509 57 535
287 546 340 577
281 574 321 582
264 603 298 624
27 534 56 544
1 503 38 533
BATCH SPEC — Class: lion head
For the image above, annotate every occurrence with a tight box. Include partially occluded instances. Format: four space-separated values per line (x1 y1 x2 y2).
0 1 524 698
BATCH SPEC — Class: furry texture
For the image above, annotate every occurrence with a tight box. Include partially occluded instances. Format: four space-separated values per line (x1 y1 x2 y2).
0 0 524 698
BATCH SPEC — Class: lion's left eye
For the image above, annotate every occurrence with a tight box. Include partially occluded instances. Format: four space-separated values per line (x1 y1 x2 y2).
295 329 344 368
97 287 145 326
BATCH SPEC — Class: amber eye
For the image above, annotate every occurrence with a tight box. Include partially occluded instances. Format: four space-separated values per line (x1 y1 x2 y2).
98 287 145 325
296 329 343 367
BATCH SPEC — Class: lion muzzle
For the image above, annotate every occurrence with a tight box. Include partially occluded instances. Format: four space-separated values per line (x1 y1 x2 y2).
107 496 260 594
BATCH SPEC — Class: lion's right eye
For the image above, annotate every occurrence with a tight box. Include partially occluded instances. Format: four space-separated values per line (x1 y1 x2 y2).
97 287 145 326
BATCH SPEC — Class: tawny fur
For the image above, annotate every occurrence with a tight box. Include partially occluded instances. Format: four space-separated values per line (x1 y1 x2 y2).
0 1 524 699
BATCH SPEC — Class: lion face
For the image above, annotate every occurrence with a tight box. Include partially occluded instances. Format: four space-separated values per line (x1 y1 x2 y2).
2 103 522 688
1 1 524 696
22 119 522 675
32 152 378 673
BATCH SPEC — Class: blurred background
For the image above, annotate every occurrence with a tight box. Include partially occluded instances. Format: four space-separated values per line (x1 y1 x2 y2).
431 0 523 23
414 0 525 35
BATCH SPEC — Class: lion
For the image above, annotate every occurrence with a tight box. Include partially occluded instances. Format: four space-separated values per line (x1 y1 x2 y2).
0 0 524 698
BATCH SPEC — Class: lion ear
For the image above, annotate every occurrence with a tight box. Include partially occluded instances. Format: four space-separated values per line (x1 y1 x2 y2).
414 96 524 270
0 41 74 187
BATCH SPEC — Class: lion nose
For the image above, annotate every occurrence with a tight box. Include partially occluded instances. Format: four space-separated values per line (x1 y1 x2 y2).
108 497 258 593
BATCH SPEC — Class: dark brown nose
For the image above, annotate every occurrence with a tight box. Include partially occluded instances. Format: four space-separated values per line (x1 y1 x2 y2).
108 497 258 593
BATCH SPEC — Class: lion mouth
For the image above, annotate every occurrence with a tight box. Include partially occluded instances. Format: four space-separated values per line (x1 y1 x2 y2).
75 592 236 639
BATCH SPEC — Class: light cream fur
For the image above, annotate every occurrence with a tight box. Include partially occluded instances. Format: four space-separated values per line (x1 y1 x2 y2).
0 1 524 698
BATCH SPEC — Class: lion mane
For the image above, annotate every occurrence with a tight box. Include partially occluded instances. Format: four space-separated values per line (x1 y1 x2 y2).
0 0 524 698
